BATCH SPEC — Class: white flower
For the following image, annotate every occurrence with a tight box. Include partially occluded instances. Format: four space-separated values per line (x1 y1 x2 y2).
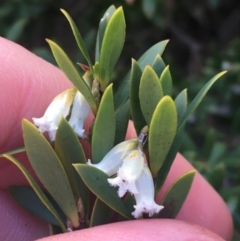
132 164 164 218
32 88 90 141
107 148 144 197
87 139 138 176
68 91 91 138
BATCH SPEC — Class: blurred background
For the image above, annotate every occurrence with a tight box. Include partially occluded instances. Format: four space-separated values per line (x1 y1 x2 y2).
1 0 240 239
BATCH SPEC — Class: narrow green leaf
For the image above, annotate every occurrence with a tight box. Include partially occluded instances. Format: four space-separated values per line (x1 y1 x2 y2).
74 164 131 219
202 129 216 160
0 146 25 156
93 62 100 81
158 170 196 218
2 154 66 231
142 0 156 19
155 123 185 193
160 66 172 96
55 118 87 202
114 40 169 109
174 89 188 124
6 18 28 41
149 96 177 177
92 84 115 163
207 163 225 191
152 55 165 77
60 9 93 74
9 186 66 226
178 71 227 130
114 99 130 145
90 198 115 227
46 39 97 114
130 59 146 135
98 7 126 90
154 91 188 191
139 66 163 125
22 119 79 228
138 40 169 68
95 5 116 62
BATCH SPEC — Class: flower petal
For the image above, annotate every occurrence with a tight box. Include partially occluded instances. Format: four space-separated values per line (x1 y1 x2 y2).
107 149 144 197
33 88 76 141
87 139 138 176
132 165 164 218
68 91 91 138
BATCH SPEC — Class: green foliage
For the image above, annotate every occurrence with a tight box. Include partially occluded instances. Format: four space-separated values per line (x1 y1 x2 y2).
73 164 131 219
1 2 238 237
22 119 80 227
2 154 66 231
9 186 66 226
148 96 177 177
158 170 196 218
91 84 115 163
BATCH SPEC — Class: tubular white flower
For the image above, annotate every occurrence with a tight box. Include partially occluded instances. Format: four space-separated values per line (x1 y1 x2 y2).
132 164 164 219
32 88 91 141
87 139 138 176
68 91 91 138
107 148 144 197
33 88 76 141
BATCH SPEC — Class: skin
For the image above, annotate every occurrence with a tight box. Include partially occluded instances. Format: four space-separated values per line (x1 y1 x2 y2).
0 37 233 241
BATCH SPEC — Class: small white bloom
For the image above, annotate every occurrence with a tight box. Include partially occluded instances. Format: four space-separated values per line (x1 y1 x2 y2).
108 148 144 197
132 164 164 218
87 139 138 176
68 91 91 138
33 88 90 141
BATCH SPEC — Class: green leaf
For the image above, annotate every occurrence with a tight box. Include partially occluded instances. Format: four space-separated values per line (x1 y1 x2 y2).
95 5 116 62
1 154 66 231
114 99 130 145
155 123 186 193
178 71 226 130
138 40 169 68
160 66 172 96
158 170 195 218
202 129 216 160
114 40 169 109
154 92 187 192
55 118 88 204
208 142 226 167
174 89 188 125
142 0 156 19
46 39 97 114
60 9 93 74
74 164 131 219
6 18 28 41
130 59 146 135
207 163 225 191
92 84 115 163
90 198 115 227
22 119 79 228
149 96 177 177
139 66 163 126
152 55 166 77
98 7 126 90
9 186 66 226
1 146 25 156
